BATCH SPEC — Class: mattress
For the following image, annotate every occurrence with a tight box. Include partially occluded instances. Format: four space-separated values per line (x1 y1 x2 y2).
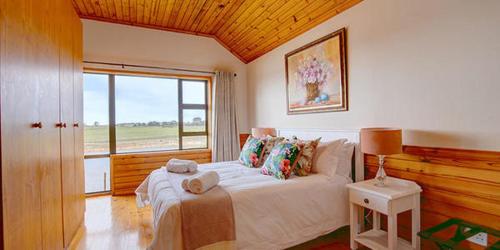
136 161 351 250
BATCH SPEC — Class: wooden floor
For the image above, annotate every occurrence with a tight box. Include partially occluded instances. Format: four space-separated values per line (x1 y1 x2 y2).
73 195 353 250
73 195 153 250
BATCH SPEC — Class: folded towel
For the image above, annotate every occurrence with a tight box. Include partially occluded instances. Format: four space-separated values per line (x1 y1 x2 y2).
188 171 220 194
166 158 198 173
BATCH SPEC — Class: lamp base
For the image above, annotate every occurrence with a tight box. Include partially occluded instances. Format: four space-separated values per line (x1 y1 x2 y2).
374 155 387 187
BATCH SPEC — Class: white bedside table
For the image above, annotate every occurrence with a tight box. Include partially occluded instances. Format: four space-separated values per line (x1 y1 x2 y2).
346 177 422 250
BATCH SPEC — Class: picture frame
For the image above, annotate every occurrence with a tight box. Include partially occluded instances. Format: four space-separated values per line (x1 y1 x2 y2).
285 28 348 114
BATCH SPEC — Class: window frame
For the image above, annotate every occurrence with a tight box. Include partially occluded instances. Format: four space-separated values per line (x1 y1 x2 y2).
83 68 211 158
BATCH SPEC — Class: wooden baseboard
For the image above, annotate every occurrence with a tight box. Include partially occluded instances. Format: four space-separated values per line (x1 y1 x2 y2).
110 149 212 195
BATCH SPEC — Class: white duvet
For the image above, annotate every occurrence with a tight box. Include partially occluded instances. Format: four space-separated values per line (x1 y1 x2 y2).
136 161 351 250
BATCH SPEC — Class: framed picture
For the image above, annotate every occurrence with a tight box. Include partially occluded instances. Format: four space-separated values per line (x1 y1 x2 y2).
285 28 348 114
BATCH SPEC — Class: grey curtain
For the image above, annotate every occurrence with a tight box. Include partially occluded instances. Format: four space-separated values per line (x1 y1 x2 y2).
212 71 240 162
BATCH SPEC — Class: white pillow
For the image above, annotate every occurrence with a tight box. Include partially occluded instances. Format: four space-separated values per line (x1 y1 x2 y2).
335 142 355 178
312 139 347 177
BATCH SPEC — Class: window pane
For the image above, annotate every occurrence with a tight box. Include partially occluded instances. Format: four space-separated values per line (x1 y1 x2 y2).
84 157 110 193
84 73 109 155
115 75 179 153
182 80 205 104
183 109 206 132
182 136 208 149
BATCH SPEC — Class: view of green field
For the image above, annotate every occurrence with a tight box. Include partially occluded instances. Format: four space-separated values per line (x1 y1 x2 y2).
85 125 206 154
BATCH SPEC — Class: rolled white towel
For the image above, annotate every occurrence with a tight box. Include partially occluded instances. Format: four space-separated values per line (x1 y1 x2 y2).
166 158 198 173
188 171 220 194
181 178 190 191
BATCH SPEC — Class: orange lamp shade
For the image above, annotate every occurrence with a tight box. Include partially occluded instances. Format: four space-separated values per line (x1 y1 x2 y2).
251 128 277 138
360 128 402 155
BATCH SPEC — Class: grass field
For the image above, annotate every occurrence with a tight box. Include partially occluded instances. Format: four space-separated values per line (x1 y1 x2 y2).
85 125 206 154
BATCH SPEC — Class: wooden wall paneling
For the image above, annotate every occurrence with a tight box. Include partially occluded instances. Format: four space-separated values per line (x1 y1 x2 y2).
38 0 65 248
111 149 212 195
0 0 45 248
364 145 500 248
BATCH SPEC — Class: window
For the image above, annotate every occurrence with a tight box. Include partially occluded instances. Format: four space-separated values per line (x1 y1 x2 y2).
83 73 111 194
180 80 209 149
115 75 179 153
83 72 210 194
84 71 209 154
84 73 110 155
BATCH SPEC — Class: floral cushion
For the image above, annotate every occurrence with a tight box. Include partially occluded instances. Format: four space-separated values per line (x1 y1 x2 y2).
289 137 321 176
261 142 301 180
239 136 267 168
258 136 285 167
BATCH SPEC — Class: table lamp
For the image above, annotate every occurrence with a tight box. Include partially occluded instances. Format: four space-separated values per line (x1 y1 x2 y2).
251 128 277 138
360 128 402 186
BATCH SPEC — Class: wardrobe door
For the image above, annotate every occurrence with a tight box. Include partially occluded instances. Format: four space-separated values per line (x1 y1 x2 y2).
59 1 77 247
72 15 86 229
38 0 64 248
1 0 44 248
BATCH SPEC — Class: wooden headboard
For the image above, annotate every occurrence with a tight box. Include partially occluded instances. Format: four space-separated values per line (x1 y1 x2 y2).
276 128 364 182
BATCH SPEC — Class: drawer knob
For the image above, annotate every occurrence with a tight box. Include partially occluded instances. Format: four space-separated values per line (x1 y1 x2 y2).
364 198 369 204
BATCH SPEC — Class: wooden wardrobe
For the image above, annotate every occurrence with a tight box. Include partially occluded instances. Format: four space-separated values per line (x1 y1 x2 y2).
0 0 85 249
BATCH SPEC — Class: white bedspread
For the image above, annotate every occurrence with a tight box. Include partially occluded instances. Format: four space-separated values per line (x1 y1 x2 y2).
136 161 351 250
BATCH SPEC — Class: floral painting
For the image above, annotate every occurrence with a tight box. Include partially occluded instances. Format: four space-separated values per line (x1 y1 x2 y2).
285 28 347 114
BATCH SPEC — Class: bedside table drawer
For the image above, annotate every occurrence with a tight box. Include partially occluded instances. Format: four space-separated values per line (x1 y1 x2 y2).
350 189 388 213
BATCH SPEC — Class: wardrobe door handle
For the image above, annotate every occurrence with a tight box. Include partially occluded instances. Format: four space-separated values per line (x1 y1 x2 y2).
73 122 79 128
32 122 43 129
56 122 67 128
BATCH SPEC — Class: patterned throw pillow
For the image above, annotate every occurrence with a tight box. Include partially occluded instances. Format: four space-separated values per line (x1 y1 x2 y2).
261 142 301 180
258 136 285 167
239 136 267 168
289 137 321 176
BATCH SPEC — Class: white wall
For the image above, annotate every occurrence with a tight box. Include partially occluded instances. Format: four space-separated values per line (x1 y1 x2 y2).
83 20 248 132
247 0 500 151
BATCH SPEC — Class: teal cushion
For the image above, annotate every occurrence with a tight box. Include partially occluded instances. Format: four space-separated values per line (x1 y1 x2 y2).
239 136 267 167
261 142 301 180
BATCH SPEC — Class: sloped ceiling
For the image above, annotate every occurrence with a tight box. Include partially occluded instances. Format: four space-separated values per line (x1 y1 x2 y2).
73 0 362 63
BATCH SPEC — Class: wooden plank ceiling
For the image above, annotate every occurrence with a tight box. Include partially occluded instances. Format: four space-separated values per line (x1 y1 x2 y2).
72 0 362 63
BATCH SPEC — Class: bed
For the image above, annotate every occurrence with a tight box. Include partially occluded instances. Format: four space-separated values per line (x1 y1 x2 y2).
136 129 364 250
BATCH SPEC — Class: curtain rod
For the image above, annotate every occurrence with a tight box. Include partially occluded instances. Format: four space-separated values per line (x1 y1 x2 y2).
83 60 237 77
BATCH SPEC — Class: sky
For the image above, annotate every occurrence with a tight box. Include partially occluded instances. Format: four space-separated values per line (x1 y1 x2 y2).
83 73 205 125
